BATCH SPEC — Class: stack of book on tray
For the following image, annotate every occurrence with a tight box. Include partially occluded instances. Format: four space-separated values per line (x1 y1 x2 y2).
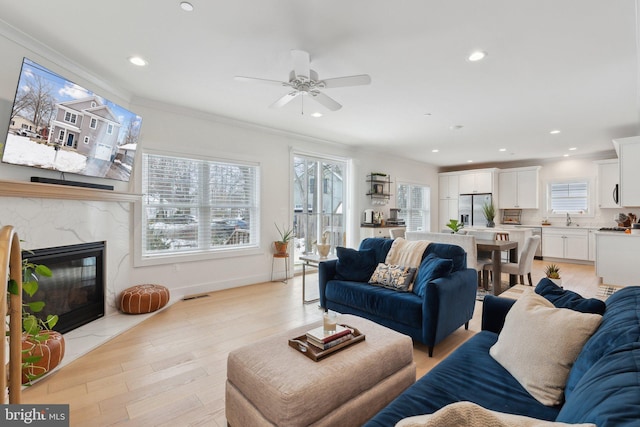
305 325 354 350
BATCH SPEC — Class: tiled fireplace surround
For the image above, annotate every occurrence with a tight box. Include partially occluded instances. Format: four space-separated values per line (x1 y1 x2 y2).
0 195 163 369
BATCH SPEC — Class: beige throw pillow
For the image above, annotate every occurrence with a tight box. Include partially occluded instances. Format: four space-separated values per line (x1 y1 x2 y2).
489 292 602 406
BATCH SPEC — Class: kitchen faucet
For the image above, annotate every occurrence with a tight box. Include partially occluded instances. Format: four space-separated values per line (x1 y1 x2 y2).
566 212 572 226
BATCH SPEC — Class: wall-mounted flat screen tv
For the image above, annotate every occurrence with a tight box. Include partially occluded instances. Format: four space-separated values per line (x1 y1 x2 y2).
1 58 142 182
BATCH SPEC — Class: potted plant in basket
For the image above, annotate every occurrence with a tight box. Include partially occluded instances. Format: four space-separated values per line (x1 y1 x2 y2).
7 256 64 384
274 223 294 256
482 201 496 228
545 263 562 287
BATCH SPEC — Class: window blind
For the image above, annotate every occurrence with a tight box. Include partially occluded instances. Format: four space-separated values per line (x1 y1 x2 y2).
142 153 259 256
550 181 588 213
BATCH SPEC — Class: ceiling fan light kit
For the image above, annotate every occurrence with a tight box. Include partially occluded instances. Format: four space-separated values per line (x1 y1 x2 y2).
235 49 371 113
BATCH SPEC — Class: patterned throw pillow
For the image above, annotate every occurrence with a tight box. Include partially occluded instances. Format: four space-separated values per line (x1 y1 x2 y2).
368 263 417 292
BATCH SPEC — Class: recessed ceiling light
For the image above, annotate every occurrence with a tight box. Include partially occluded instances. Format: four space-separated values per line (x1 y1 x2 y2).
128 56 148 67
180 1 194 11
432 149 439 153
467 160 474 163
310 112 323 118
550 129 561 134
569 147 577 151
563 154 570 157
468 51 487 62
499 148 507 152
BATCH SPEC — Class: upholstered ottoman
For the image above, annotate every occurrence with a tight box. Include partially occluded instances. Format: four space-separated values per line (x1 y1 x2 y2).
225 314 415 427
119 284 170 314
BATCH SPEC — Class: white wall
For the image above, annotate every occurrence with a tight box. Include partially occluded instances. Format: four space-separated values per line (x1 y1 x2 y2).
0 30 439 303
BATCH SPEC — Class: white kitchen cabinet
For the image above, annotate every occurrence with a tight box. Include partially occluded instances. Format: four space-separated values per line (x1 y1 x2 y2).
439 198 458 229
613 136 640 207
542 228 589 261
438 174 459 199
498 167 540 209
360 226 395 240
458 170 494 194
595 159 619 208
588 229 597 261
596 232 640 286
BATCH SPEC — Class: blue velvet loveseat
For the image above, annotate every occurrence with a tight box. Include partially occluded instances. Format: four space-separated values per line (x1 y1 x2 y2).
365 281 640 427
318 237 478 357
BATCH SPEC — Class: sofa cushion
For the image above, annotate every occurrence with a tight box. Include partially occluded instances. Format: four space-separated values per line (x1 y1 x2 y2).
325 279 423 328
369 263 416 291
535 278 606 314
396 401 596 427
556 342 640 427
490 292 602 406
412 254 454 298
358 237 395 264
363 332 561 427
422 243 467 272
564 286 640 400
334 247 377 282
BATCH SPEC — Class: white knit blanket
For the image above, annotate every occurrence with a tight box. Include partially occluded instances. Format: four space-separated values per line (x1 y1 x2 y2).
385 238 430 268
396 402 595 427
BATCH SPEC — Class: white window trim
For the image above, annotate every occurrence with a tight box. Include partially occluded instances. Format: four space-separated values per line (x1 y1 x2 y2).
83 136 90 144
90 117 97 129
545 177 595 218
396 180 432 232
106 123 114 135
133 151 262 267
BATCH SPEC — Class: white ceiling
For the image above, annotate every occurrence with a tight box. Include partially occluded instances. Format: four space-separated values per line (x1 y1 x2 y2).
1 0 638 168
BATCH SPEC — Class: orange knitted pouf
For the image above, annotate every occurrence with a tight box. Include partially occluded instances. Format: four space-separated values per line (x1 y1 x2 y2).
119 284 170 314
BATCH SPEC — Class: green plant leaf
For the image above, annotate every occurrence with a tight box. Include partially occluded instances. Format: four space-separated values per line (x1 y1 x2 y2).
28 301 45 313
23 355 43 364
45 315 59 329
34 264 52 277
23 280 39 297
23 316 40 335
8 278 19 295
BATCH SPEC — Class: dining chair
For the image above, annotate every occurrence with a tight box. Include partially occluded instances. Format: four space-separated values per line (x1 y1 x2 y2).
466 230 496 289
485 235 540 286
389 228 406 239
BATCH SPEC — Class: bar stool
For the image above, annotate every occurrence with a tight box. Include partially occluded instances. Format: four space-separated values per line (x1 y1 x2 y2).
271 252 289 283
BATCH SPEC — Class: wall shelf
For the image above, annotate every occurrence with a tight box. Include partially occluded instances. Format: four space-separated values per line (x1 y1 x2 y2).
0 179 142 202
366 173 392 201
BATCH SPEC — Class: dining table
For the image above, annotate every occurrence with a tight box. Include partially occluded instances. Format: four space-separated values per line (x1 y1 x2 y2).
476 239 518 296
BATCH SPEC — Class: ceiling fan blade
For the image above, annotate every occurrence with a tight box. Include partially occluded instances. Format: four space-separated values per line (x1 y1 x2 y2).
291 50 310 79
270 91 300 108
322 74 372 89
310 92 342 111
234 76 290 87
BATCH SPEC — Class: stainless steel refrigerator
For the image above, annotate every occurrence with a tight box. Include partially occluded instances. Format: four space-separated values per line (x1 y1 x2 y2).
459 193 492 227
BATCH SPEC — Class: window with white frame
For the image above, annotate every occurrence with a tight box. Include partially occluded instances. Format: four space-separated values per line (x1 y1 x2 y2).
83 136 90 144
547 180 590 214
90 118 97 129
141 153 259 257
106 123 114 134
397 182 431 231
64 111 77 124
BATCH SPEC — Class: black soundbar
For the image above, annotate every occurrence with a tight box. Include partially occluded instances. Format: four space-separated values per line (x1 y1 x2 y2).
31 176 114 191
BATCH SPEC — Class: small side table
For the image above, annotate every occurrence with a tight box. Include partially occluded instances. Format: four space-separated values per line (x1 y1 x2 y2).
298 254 337 304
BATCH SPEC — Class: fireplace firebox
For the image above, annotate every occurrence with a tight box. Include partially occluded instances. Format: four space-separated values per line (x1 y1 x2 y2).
22 241 105 334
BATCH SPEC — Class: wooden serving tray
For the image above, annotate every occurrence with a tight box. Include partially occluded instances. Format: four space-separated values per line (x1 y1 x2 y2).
288 325 365 362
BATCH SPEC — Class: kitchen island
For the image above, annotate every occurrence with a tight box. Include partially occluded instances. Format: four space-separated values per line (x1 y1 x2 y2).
595 231 640 286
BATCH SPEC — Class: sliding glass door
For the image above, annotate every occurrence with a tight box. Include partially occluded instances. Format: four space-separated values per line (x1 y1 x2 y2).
292 155 346 265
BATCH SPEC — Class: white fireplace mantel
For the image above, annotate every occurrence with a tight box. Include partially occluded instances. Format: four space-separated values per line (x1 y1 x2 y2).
0 179 141 202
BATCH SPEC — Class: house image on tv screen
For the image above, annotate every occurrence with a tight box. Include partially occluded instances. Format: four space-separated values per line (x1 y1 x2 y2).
50 95 121 162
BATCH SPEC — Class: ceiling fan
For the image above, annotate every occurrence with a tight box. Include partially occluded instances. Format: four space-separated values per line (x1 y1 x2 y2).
235 50 371 112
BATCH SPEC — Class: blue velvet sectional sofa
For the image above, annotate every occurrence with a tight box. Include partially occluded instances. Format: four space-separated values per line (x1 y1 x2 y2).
365 281 640 427
318 237 478 356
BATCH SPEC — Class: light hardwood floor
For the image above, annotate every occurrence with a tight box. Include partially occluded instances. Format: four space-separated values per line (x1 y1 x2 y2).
22 260 600 426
